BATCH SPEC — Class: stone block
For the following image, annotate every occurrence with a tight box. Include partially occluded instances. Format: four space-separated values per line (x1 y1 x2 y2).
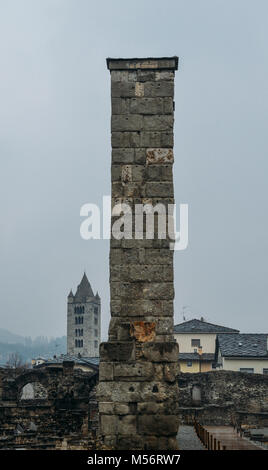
111 71 129 82
127 265 173 282
107 57 178 71
156 317 174 335
99 362 114 381
146 148 174 164
137 70 155 82
111 281 174 301
109 248 122 264
117 435 144 450
144 81 174 97
117 322 132 341
131 165 145 182
100 341 135 362
163 97 174 113
112 148 135 164
111 81 136 97
114 362 154 381
135 82 144 97
143 115 174 131
111 115 143 132
129 98 163 115
141 341 179 362
146 165 173 181
100 415 118 434
114 403 133 415
112 299 174 318
134 148 146 164
112 132 140 148
121 165 132 183
155 71 175 81
111 165 121 181
140 132 173 148
144 248 173 265
118 415 137 435
146 182 174 197
111 98 129 114
99 402 115 414
138 415 179 436
137 400 178 415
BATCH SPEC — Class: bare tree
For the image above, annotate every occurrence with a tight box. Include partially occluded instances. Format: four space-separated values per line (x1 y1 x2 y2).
6 353 29 374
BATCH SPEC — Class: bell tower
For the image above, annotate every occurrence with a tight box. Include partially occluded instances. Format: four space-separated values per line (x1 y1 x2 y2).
67 273 101 357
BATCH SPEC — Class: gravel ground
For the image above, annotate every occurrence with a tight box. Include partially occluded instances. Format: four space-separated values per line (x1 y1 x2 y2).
177 425 205 450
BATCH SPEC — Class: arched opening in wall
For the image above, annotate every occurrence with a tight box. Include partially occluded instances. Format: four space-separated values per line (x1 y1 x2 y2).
19 382 48 401
192 385 201 405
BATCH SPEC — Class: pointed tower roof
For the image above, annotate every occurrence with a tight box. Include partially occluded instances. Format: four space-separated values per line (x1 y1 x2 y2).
95 291 100 300
68 289 74 298
74 273 94 302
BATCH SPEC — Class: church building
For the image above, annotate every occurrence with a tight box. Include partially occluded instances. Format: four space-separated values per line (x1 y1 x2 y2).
67 273 101 357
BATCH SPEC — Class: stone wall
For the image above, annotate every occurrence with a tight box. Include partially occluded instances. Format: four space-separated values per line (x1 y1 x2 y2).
178 370 268 427
98 57 180 450
0 363 98 449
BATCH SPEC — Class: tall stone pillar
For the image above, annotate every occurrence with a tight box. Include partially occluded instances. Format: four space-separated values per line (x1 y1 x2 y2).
98 57 179 450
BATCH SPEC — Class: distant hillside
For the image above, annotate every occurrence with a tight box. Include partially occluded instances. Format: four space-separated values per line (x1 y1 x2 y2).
0 330 67 365
0 328 25 344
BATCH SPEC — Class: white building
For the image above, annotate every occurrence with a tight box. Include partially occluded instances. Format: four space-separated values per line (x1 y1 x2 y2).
216 334 268 374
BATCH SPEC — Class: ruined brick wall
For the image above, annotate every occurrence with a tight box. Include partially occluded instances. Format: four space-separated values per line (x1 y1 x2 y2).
98 57 179 451
0 364 98 449
178 370 268 427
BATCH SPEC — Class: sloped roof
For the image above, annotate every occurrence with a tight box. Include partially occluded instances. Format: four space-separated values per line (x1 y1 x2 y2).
74 273 94 301
35 355 99 369
217 334 268 358
174 319 239 334
179 352 215 361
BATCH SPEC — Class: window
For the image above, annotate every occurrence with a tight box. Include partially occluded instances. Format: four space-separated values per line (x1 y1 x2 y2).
263 369 268 375
187 361 192 367
81 329 83 336
191 339 201 347
81 339 83 348
95 329 98 337
94 307 98 315
240 368 254 373
94 316 98 325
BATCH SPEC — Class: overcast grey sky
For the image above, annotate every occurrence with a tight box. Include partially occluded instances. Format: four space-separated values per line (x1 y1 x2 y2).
0 0 267 339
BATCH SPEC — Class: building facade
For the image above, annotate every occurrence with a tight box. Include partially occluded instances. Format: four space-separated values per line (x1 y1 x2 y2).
67 273 101 357
174 318 239 372
216 333 268 374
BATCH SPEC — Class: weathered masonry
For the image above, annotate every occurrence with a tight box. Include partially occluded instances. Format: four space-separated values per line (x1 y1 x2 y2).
0 363 98 450
98 57 179 450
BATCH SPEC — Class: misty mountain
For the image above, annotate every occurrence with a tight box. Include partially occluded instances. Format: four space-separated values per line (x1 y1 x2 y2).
0 330 67 365
0 328 26 345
